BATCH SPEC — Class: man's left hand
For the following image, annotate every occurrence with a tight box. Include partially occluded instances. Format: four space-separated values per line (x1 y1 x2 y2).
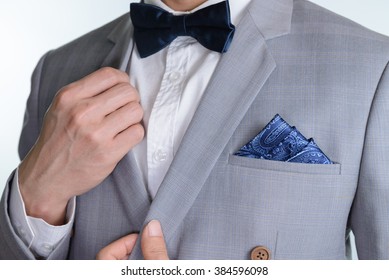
96 220 169 260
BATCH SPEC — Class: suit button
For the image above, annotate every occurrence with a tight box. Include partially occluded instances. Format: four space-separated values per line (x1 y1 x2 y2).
251 246 271 260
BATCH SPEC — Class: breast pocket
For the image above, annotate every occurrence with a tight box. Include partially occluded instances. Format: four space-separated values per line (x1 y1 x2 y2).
228 154 341 175
225 154 348 216
224 154 351 259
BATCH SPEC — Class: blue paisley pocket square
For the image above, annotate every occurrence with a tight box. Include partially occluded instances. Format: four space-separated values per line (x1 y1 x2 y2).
234 114 333 164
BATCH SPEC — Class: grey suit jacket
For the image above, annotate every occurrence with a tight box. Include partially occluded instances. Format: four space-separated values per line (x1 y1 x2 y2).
1 0 389 260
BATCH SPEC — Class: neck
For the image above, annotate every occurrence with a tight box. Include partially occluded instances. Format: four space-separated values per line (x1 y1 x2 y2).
162 0 207 11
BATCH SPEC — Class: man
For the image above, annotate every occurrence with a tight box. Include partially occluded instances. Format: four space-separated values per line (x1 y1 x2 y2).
1 0 389 260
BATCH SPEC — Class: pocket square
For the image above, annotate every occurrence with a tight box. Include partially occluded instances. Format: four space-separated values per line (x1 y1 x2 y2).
234 114 333 164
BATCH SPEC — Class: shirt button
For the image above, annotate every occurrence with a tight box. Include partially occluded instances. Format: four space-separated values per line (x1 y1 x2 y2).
251 246 271 260
168 71 181 82
18 228 26 237
42 243 53 253
153 149 167 162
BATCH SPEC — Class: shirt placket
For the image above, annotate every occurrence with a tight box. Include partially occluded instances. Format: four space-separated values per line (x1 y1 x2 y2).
147 39 188 198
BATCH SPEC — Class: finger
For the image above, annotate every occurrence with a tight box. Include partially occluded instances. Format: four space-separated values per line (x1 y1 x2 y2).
65 67 130 99
112 123 145 156
96 233 138 260
141 220 169 260
89 82 140 117
103 102 144 136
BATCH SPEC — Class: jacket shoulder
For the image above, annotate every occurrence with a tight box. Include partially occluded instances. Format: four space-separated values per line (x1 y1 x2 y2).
47 13 130 63
41 13 131 85
292 0 389 56
39 12 131 86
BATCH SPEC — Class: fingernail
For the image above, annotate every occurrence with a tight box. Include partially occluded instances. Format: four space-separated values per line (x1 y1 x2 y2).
147 220 163 237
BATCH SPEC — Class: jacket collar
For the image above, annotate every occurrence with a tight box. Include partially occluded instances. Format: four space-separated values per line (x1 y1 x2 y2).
248 0 293 40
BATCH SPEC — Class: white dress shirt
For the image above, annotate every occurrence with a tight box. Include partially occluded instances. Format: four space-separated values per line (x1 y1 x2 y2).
9 0 251 258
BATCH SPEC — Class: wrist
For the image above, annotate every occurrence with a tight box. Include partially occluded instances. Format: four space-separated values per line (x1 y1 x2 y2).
22 193 69 226
18 159 71 226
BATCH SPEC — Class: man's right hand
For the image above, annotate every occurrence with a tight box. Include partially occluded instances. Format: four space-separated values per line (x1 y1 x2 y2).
18 67 144 226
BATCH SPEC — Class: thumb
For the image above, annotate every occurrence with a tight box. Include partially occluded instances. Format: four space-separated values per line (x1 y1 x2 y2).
96 233 138 260
141 220 169 260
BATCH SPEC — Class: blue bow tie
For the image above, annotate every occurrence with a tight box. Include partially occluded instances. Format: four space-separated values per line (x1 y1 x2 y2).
130 1 236 58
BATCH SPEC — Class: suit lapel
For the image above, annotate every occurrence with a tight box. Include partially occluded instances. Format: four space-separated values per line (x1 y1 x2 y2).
100 13 152 227
101 13 135 70
129 0 293 259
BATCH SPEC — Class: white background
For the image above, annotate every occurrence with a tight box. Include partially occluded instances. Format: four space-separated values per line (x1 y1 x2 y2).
0 0 388 259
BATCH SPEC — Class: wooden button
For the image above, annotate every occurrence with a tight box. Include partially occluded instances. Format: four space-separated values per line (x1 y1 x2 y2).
251 246 271 260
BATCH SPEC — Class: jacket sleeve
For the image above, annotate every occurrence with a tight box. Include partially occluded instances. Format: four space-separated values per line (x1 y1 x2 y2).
350 61 389 259
0 54 72 260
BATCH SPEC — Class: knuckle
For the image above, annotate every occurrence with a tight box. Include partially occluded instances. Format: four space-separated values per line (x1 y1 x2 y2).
100 66 117 77
68 101 97 127
100 67 128 84
116 69 130 81
129 102 144 120
116 82 139 102
54 79 86 110
85 130 103 146
146 246 168 260
101 67 119 84
131 124 145 142
68 104 89 127
54 88 72 109
150 248 166 255
68 110 85 128
127 87 140 102
116 82 132 93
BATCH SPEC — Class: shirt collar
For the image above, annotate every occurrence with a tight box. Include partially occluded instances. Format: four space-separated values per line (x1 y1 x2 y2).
143 0 252 25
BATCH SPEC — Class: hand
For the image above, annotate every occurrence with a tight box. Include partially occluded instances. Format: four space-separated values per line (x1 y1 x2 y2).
96 220 169 260
18 67 144 225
